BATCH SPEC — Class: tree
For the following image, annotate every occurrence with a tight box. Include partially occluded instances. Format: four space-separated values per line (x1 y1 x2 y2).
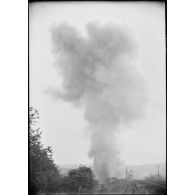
29 107 61 195
61 165 96 194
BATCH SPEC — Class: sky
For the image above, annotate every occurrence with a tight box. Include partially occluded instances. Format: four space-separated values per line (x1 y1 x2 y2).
29 2 166 166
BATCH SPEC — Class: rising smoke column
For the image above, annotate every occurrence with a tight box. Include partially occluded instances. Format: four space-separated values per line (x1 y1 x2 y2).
51 22 148 183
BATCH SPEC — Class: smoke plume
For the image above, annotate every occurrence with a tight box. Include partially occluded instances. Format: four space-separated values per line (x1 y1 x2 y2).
51 22 148 183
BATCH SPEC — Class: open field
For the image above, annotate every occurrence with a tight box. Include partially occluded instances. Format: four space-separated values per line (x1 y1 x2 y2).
131 180 166 194
94 179 166 194
51 180 166 195
38 179 166 195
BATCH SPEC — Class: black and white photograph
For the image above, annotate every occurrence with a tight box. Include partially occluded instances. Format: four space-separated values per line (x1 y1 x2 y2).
29 1 166 194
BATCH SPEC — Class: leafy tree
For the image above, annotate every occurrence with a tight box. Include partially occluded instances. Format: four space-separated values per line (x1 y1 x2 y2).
29 107 61 195
61 165 95 194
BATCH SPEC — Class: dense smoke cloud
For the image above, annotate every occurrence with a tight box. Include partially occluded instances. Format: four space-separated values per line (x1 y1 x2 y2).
51 22 148 183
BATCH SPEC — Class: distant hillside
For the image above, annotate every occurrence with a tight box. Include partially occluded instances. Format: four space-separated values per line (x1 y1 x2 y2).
57 163 166 179
127 163 166 179
57 164 79 175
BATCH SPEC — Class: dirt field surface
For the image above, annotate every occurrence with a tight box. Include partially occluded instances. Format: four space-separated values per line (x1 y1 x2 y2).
98 179 167 194
51 180 166 195
129 180 167 194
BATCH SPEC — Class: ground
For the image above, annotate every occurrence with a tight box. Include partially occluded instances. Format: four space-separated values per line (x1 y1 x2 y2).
96 179 166 194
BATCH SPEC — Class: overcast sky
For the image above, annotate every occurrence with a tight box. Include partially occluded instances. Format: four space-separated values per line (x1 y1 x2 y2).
29 2 166 166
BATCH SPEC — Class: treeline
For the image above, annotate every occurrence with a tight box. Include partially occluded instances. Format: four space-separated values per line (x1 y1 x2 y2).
29 108 96 195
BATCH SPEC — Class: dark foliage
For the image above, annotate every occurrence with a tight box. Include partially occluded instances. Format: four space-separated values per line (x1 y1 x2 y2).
61 165 96 194
29 107 61 195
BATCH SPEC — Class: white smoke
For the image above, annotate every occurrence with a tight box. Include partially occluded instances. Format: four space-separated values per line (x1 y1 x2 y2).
50 22 148 183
